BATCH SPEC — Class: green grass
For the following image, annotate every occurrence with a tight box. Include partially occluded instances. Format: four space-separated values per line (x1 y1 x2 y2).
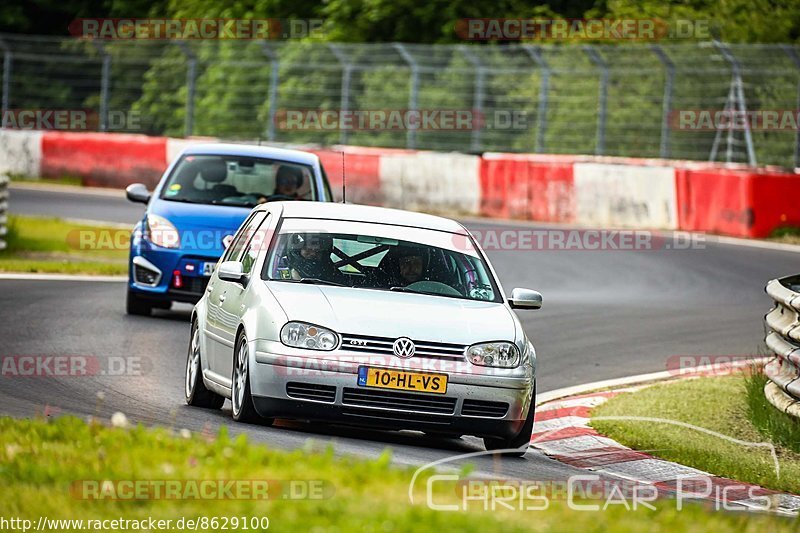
592 374 800 495
769 227 800 245
745 370 800 454
10 175 85 186
0 215 128 275
0 416 796 532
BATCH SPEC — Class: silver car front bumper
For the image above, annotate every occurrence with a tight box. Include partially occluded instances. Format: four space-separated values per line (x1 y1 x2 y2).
250 342 535 438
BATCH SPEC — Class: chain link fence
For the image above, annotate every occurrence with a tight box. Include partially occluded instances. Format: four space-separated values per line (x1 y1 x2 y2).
0 174 8 251
1 34 799 167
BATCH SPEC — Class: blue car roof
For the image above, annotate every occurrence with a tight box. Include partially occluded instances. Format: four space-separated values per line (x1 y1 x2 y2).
181 143 320 166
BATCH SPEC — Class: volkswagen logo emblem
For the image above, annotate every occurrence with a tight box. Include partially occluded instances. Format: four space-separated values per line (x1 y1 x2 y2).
393 337 415 359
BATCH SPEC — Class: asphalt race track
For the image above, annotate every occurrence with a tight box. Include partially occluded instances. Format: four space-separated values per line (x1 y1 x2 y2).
3 185 800 481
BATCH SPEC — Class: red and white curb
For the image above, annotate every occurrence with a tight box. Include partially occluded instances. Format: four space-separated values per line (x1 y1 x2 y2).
531 387 800 515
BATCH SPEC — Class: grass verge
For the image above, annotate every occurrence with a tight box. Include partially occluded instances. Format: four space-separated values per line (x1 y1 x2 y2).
745 370 800 454
0 416 796 531
591 373 800 495
0 215 128 275
769 227 800 245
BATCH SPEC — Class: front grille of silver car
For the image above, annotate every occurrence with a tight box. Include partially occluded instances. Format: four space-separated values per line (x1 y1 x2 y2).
340 334 466 362
342 387 456 414
461 399 509 418
286 382 336 403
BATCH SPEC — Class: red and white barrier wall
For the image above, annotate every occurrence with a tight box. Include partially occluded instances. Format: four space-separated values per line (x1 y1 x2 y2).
2 130 799 239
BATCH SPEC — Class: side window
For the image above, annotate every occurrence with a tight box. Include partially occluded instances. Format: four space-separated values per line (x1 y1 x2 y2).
223 212 267 263
241 214 271 274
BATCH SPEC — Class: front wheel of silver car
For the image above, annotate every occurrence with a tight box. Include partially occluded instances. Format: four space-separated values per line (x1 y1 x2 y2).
483 384 536 457
185 320 224 409
231 332 271 425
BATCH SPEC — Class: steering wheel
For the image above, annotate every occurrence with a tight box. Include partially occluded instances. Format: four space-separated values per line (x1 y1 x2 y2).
405 280 462 296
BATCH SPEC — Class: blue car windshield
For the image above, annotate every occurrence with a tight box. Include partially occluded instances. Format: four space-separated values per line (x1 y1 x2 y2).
160 155 316 207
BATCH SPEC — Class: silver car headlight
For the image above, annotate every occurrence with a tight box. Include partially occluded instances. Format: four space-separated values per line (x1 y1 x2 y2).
466 342 520 368
280 322 339 351
145 214 180 249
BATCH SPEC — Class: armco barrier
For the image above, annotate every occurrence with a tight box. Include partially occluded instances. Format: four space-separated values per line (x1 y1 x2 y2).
0 174 8 251
764 275 800 418
41 132 167 189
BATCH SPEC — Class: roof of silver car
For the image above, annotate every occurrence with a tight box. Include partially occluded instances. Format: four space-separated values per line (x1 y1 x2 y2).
181 143 320 166
264 202 470 235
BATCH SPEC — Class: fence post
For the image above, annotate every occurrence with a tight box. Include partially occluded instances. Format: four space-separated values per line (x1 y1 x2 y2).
177 42 197 138
93 42 111 131
261 44 280 142
523 45 550 153
459 46 485 153
713 41 757 166
328 44 352 146
583 45 608 156
651 45 674 159
0 174 7 251
393 43 419 150
781 44 800 169
0 38 11 127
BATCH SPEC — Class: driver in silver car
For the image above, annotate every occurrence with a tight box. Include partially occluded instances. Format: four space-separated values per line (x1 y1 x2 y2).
286 233 343 282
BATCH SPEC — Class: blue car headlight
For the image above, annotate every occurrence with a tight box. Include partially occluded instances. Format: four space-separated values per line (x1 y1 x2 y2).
145 214 181 249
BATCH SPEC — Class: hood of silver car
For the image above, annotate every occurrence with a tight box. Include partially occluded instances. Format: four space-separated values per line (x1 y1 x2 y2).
266 282 518 345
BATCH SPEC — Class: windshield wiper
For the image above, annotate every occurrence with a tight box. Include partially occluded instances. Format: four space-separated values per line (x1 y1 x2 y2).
274 278 345 287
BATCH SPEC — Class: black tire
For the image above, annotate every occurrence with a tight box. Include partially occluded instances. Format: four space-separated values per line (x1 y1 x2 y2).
126 289 152 316
185 320 225 409
231 331 271 425
483 384 536 457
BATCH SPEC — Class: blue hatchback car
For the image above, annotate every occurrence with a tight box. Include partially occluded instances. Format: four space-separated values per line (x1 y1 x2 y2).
125 143 334 316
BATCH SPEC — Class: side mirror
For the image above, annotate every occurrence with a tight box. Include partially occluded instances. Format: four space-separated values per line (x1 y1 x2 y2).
126 183 151 204
509 288 542 310
217 261 245 284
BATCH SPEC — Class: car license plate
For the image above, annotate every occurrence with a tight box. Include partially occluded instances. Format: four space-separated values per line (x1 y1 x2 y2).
357 366 448 394
202 262 216 276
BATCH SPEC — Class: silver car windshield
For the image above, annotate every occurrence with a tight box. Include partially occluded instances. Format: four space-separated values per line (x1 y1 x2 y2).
160 155 316 207
263 230 501 303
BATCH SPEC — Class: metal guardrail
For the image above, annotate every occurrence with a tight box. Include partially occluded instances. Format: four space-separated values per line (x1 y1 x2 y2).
764 274 800 415
1 35 800 167
0 175 7 251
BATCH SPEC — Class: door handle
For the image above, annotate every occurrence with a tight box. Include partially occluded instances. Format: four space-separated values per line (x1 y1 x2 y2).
206 284 214 293
218 292 226 303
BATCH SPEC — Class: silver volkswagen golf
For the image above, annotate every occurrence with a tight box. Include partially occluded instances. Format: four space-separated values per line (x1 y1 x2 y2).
185 202 542 455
